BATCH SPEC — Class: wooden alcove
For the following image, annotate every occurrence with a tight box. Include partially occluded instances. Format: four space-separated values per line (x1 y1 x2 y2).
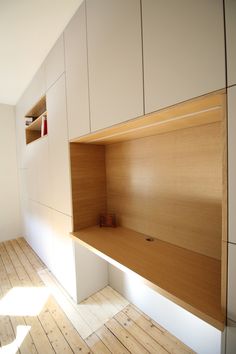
25 96 47 144
70 90 227 330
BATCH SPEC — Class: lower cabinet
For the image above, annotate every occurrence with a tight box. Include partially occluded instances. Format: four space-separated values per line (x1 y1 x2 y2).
24 201 77 300
50 210 77 301
226 320 236 354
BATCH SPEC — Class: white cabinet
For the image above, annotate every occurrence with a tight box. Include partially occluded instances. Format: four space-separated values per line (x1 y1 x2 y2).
74 241 108 302
26 201 54 270
228 243 236 321
23 64 46 114
51 211 77 300
86 0 143 131
142 0 226 114
25 137 51 207
47 74 72 216
64 2 90 139
226 320 236 354
37 137 52 207
45 35 65 90
228 86 236 244
225 0 236 86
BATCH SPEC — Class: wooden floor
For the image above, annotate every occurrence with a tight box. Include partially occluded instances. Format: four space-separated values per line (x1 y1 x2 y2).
0 238 194 354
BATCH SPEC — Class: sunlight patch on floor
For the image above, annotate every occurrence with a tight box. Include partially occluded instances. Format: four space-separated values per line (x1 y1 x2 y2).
0 287 49 316
0 325 31 354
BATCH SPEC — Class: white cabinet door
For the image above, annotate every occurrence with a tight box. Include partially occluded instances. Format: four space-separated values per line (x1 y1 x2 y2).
226 320 236 354
37 137 52 208
74 241 108 302
228 86 236 244
225 0 236 86
26 201 53 270
51 210 77 300
86 0 143 131
47 74 72 216
23 64 46 114
64 2 90 139
142 0 226 114
45 35 65 90
228 243 236 321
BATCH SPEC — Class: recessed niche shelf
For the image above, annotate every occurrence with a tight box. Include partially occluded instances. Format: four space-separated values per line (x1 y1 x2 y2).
70 90 227 330
25 96 48 144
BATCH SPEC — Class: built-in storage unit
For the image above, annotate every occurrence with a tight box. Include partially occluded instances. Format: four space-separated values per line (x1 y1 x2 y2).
64 1 90 139
25 96 47 144
142 0 225 114
70 90 227 330
86 0 143 131
46 74 72 216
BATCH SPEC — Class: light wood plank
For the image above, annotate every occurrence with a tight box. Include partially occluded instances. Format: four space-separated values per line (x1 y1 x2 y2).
24 316 55 354
0 242 54 354
10 240 43 286
96 325 130 354
105 318 149 354
91 291 120 318
72 226 223 330
115 311 168 354
38 301 74 354
0 239 196 354
70 143 107 231
100 286 129 311
124 305 194 354
17 238 45 272
85 332 111 354
38 269 92 339
46 297 90 354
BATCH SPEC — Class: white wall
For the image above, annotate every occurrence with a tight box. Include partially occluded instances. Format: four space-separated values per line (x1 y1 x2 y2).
0 104 21 241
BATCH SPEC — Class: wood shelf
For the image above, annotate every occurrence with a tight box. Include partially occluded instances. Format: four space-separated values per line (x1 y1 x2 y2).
25 113 47 144
26 111 47 131
71 225 224 330
70 89 225 145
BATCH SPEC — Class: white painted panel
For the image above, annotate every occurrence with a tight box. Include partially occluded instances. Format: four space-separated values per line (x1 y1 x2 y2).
226 320 236 354
26 139 40 202
45 35 65 90
47 74 72 216
23 64 46 114
51 210 77 300
74 241 108 302
37 137 52 207
228 86 236 244
109 265 222 354
86 0 143 131
64 2 90 139
142 0 225 114
225 0 236 86
25 201 53 270
228 243 236 321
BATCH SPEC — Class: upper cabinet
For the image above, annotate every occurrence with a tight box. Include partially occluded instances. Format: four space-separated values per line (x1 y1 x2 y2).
225 0 236 86
45 35 65 91
86 0 143 131
142 0 226 114
22 64 46 115
64 2 90 139
46 74 72 216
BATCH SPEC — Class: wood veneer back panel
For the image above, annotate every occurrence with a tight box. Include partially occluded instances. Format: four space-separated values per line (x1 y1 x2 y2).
70 143 107 230
106 122 222 259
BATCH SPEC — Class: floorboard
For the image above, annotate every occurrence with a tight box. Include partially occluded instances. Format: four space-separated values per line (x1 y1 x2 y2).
0 238 195 354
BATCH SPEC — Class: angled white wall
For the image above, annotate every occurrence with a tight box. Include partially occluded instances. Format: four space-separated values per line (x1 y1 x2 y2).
0 104 21 241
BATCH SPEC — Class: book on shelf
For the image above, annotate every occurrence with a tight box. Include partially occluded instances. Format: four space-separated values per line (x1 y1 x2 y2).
41 114 48 137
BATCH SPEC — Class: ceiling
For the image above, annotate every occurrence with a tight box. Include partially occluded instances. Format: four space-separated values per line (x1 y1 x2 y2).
0 0 83 105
